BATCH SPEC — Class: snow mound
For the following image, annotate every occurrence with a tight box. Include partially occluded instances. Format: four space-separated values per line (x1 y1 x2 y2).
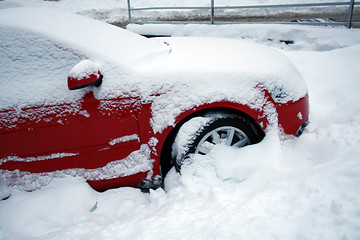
128 23 360 51
0 177 97 239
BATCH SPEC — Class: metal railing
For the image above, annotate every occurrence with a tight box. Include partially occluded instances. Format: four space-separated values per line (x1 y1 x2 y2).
127 0 359 28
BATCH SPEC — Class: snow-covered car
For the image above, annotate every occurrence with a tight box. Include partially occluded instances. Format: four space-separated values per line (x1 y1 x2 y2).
0 8 309 191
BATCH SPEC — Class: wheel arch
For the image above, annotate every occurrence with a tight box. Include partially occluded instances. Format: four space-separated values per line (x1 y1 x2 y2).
158 102 266 177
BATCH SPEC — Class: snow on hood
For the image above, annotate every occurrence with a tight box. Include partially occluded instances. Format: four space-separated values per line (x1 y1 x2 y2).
147 37 307 101
128 37 308 132
92 36 307 133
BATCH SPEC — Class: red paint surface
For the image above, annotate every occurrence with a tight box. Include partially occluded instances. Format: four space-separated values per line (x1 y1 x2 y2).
68 71 102 90
0 89 309 190
277 94 309 135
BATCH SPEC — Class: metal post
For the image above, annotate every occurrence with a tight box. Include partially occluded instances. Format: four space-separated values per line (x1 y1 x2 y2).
127 0 132 24
347 0 355 28
211 0 215 24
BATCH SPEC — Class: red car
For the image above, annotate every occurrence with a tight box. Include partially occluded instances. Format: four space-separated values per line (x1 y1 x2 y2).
0 8 309 192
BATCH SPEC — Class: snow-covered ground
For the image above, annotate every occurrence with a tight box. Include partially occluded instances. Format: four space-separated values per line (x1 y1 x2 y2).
1 1 360 240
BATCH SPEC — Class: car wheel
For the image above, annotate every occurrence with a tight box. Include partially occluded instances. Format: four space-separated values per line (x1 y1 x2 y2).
172 113 264 170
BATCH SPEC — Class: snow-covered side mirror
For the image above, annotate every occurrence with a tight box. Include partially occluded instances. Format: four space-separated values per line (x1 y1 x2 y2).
68 60 102 90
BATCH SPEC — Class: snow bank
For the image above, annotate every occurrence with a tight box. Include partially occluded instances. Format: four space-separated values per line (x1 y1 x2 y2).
0 177 97 239
128 23 360 51
284 43 360 126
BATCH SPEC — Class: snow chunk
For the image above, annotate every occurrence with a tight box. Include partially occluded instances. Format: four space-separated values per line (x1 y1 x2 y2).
109 134 140 146
0 153 78 165
68 59 100 80
297 112 303 120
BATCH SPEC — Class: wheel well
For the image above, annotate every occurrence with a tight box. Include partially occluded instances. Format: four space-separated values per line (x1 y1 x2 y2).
159 107 265 177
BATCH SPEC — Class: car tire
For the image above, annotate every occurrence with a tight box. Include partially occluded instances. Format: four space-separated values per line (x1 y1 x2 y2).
172 113 264 170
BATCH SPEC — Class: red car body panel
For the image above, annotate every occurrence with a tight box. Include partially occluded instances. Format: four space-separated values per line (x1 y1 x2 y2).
276 95 310 135
87 173 148 191
0 85 309 191
0 92 141 182
1 92 140 160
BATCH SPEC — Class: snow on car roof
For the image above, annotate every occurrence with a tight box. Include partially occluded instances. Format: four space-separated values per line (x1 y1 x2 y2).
0 7 169 111
0 7 169 65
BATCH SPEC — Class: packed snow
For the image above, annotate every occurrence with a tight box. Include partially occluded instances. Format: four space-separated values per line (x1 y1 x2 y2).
1 1 360 240
108 134 140 146
68 60 102 81
0 153 79 165
128 23 360 51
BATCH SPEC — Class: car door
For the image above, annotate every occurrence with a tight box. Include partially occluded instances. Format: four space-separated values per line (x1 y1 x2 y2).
0 93 141 165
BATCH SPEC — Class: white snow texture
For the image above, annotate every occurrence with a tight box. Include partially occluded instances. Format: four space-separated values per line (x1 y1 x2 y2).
1 0 360 240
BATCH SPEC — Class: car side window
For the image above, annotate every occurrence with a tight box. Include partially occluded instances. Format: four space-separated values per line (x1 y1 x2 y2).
0 26 85 110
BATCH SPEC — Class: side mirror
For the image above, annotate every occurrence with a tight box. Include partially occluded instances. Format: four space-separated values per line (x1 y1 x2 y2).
68 60 102 90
